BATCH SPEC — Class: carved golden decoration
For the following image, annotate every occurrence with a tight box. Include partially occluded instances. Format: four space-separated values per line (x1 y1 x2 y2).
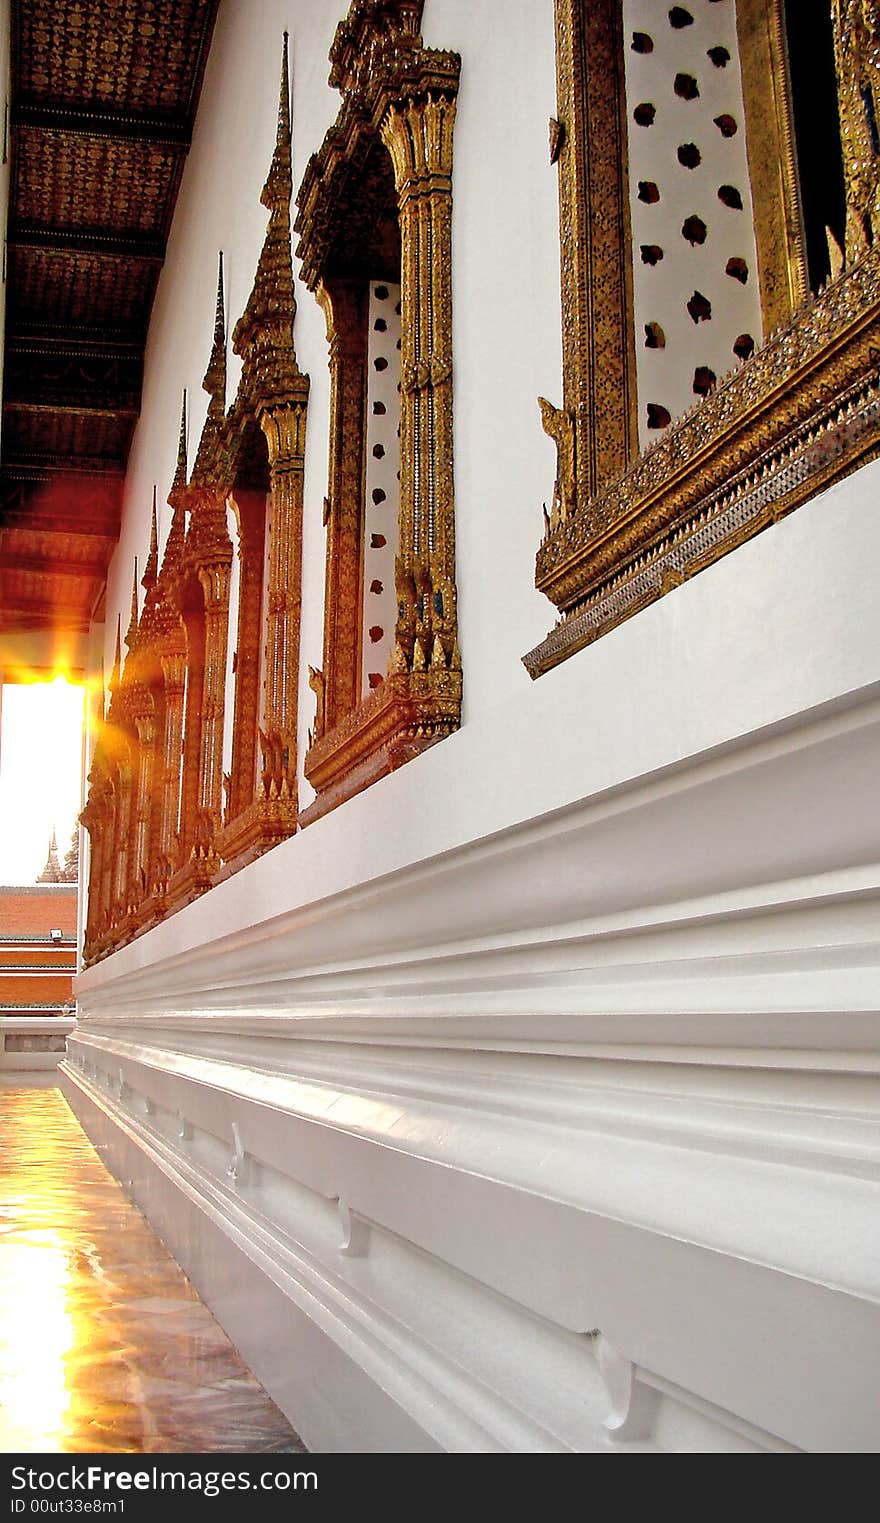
551 0 637 501
257 401 306 804
304 667 461 815
833 0 880 260
526 0 880 679
16 0 218 118
538 396 576 529
222 488 264 823
149 396 190 902
737 0 810 326
82 405 188 955
525 249 880 676
80 755 111 954
310 278 370 736
215 32 308 874
296 0 461 822
160 341 233 912
83 33 310 958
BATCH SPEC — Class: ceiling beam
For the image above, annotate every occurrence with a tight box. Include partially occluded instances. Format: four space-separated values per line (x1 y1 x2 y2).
5 324 148 350
0 606 91 633
3 399 140 419
5 335 142 359
6 224 165 262
0 553 107 578
1 450 124 475
12 99 192 147
0 514 121 540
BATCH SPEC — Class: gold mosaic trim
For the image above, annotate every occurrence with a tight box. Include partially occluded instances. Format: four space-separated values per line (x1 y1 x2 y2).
525 249 880 677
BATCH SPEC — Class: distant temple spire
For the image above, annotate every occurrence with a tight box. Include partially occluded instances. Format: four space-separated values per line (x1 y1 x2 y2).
60 826 79 884
37 829 62 884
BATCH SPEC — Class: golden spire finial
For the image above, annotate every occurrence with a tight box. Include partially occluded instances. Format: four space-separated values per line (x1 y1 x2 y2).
232 33 302 404
125 558 139 652
202 252 226 417
262 30 292 212
171 389 188 492
214 249 226 350
142 486 159 592
163 390 189 576
109 615 122 693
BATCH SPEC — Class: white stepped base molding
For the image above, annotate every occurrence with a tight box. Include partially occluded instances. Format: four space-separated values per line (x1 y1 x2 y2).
64 690 880 1452
1 1016 75 1071
66 480 880 1452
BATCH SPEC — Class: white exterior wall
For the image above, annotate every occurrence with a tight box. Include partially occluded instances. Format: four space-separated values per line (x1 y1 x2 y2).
67 0 880 1455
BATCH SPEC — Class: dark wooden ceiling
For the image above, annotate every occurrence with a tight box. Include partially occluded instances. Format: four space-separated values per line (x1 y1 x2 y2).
0 0 220 641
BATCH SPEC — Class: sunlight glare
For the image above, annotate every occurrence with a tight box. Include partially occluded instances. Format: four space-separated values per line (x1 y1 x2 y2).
0 675 85 885
0 1235 74 1451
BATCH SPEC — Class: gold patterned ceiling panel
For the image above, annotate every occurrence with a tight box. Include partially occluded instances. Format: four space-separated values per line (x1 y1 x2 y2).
0 563 107 627
0 557 106 597
2 345 142 411
7 246 157 332
14 128 181 236
3 409 134 462
1 0 220 640
14 0 216 115
1 525 114 567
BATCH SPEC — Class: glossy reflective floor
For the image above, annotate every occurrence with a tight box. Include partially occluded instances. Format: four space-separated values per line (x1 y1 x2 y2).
0 1084 306 1453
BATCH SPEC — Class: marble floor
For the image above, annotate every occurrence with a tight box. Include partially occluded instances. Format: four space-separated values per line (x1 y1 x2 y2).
0 1082 306 1453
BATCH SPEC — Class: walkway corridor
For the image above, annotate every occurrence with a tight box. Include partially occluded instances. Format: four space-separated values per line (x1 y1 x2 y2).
0 1083 306 1453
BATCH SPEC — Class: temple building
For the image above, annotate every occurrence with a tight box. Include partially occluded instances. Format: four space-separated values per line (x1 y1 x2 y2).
0 0 878 1453
0 884 76 1070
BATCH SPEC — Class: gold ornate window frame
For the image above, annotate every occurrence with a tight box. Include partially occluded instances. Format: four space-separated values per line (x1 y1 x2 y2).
81 37 309 961
295 0 462 823
736 0 809 326
524 0 880 678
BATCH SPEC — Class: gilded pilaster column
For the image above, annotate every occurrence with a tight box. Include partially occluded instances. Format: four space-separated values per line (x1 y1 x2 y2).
153 401 191 880
832 0 880 260
111 759 132 920
550 0 637 501
178 611 205 863
81 769 111 955
94 796 114 944
231 32 309 819
98 785 115 934
195 530 233 843
258 399 307 804
295 7 462 819
158 647 186 871
132 711 156 900
316 280 368 731
227 494 265 819
382 91 459 667
80 804 100 951
172 488 234 865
